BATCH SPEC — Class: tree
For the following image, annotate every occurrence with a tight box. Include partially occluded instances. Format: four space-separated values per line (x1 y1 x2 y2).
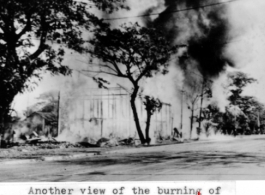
226 105 246 135
202 104 224 134
206 71 261 136
197 78 212 130
185 79 200 139
88 23 180 144
238 96 265 134
142 96 162 145
228 72 256 105
24 90 59 117
185 77 211 139
226 72 256 135
0 0 128 132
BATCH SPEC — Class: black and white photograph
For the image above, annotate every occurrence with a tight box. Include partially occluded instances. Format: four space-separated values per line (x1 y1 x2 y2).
1 0 265 182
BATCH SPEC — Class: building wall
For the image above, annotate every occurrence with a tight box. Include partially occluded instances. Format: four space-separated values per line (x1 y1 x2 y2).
27 114 43 132
60 87 173 140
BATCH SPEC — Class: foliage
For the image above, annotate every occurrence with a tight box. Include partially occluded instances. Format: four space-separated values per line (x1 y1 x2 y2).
0 0 127 130
225 72 259 134
89 22 180 81
228 72 256 105
88 22 180 143
142 96 162 144
206 71 265 135
24 90 59 117
92 77 110 89
142 96 162 116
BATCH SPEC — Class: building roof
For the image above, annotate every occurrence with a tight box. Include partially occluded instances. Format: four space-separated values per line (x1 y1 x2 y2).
27 112 57 122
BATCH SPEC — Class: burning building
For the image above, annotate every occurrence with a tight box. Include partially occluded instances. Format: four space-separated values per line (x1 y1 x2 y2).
58 75 173 143
26 112 58 137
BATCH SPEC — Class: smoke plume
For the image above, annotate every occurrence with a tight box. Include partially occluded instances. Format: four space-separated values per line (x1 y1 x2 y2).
225 0 265 105
58 0 253 141
136 0 236 137
145 0 232 78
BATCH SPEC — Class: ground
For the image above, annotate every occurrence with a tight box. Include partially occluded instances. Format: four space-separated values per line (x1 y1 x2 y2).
1 135 265 181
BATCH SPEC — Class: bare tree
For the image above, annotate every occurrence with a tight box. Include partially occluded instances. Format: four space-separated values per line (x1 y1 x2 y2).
185 79 201 139
198 78 212 130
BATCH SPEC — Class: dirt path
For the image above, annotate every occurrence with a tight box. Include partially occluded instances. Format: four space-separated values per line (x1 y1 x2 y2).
1 135 265 181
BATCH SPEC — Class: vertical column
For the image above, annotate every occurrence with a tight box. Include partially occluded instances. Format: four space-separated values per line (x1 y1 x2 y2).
82 98 85 128
57 91 61 135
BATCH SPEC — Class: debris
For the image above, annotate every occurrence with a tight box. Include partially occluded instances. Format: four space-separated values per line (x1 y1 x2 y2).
78 142 98 148
82 137 97 145
51 137 58 143
107 138 119 147
134 139 141 146
173 137 184 142
32 131 39 137
118 138 134 145
26 138 41 144
96 137 110 147
96 137 120 147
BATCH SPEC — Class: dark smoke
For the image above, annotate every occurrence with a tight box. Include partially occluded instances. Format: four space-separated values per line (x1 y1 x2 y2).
187 12 229 77
144 0 233 78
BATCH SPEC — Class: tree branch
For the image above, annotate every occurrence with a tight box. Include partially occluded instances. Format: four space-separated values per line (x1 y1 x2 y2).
16 13 32 40
100 64 117 73
29 16 48 60
80 69 124 78
106 58 126 78
136 61 150 83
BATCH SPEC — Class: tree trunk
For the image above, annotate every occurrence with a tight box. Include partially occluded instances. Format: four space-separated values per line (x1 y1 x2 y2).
234 116 237 136
57 91 61 136
257 111 261 132
198 84 204 129
180 87 185 130
145 112 152 145
190 105 194 139
0 91 16 134
130 85 145 144
0 70 24 134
